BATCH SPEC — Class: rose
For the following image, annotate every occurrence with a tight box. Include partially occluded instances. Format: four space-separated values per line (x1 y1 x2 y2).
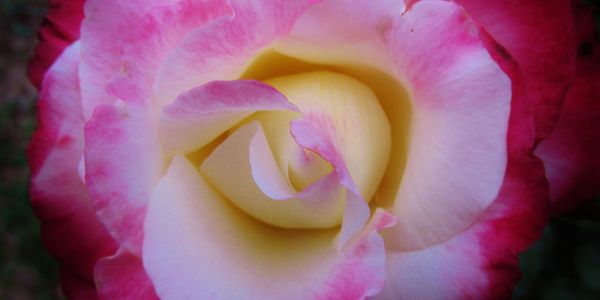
28 0 597 299
27 0 595 299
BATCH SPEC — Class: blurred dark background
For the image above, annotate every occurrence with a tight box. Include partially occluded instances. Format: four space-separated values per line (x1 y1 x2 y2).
1 0 63 299
0 0 598 299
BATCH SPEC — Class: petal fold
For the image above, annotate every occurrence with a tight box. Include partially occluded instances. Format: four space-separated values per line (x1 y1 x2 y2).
159 80 297 155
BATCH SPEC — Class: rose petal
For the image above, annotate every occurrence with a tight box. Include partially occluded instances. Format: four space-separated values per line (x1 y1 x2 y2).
143 156 389 299
85 101 166 255
79 0 180 119
375 21 549 299
536 45 600 214
454 0 577 140
159 80 297 155
28 0 84 88
276 0 406 69
27 43 117 287
377 81 548 299
95 249 159 300
376 133 548 300
383 1 511 250
59 268 98 300
106 0 233 105
153 0 316 107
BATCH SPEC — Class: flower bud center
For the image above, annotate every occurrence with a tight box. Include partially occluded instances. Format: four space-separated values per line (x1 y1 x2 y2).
265 71 391 201
200 70 393 229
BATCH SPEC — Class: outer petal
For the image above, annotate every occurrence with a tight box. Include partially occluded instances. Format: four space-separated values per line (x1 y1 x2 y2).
454 0 577 140
59 268 98 300
377 29 549 300
95 249 159 300
143 156 390 299
290 115 372 249
28 0 84 88
79 0 180 118
535 12 600 214
27 43 117 293
383 1 510 250
377 155 548 300
106 0 233 105
85 100 165 255
81 0 201 255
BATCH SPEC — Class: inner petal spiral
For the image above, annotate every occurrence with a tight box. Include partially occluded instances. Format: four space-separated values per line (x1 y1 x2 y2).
201 71 391 229
266 71 391 201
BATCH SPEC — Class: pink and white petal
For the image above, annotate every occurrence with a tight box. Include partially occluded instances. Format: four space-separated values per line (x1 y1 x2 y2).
85 101 166 255
153 0 316 107
290 114 358 195
28 0 84 88
143 156 388 299
275 0 406 69
378 29 549 299
28 42 82 176
95 249 159 300
454 0 577 140
377 142 549 300
28 43 117 285
290 114 371 249
79 0 180 119
335 192 371 251
159 80 297 155
317 209 396 299
59 268 98 300
382 1 511 250
201 121 344 229
107 0 233 104
536 49 600 214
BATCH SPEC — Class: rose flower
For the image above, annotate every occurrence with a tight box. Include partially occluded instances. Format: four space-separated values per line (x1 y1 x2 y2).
27 0 597 299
